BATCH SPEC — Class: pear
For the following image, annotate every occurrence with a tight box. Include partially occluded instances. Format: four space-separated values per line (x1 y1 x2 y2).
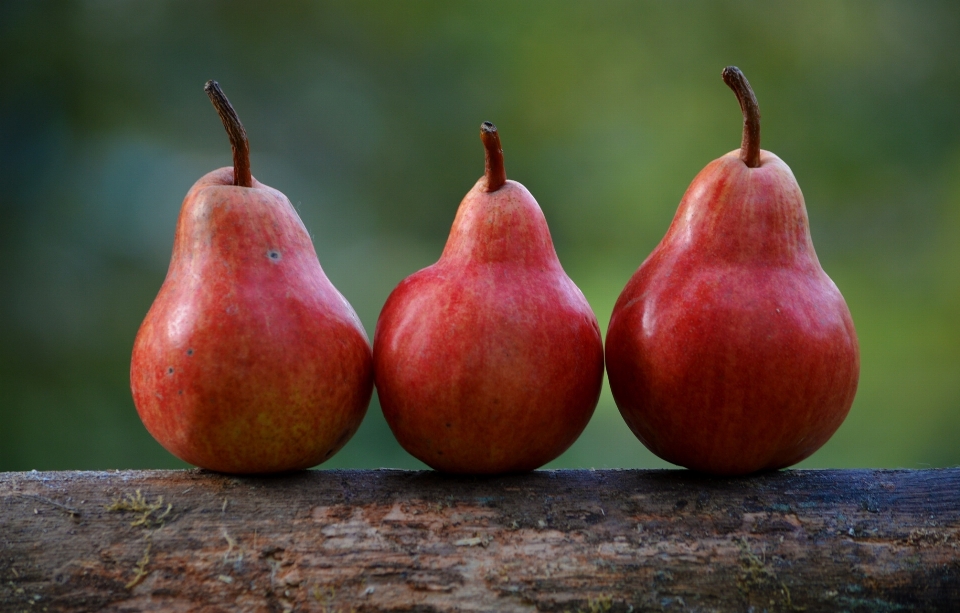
605 67 860 475
130 81 373 474
373 122 604 474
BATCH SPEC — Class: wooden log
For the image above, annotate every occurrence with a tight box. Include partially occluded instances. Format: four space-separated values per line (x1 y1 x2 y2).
1 469 958 612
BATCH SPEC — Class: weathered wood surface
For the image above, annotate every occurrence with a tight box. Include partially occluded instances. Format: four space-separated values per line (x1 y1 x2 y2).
1 469 958 612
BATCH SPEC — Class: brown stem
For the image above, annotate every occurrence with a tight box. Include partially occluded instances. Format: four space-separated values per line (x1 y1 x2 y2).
721 66 761 168
480 122 506 192
204 80 253 188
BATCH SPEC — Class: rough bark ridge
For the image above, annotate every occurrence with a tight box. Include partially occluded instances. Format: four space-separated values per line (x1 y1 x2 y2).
1 469 958 612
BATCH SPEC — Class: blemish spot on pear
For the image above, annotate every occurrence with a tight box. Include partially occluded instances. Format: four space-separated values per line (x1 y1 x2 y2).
268 250 282 262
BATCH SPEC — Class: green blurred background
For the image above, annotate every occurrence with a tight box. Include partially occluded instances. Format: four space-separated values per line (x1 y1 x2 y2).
2 1 959 472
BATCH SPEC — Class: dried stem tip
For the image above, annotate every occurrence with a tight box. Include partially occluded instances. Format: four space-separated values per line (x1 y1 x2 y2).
480 121 507 192
721 66 761 169
204 80 253 188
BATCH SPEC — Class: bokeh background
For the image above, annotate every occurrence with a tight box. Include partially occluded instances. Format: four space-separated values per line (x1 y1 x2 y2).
2 1 959 472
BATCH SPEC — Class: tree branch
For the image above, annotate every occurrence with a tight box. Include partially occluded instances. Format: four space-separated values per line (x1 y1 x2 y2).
2 469 958 611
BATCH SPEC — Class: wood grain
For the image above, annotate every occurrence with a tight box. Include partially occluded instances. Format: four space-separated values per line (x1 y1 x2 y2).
1 469 958 612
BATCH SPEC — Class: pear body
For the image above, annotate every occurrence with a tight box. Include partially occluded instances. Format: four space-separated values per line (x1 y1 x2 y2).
606 151 859 475
131 168 373 474
374 179 604 474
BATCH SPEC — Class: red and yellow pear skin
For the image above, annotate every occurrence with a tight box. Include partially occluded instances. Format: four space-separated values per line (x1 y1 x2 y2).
373 123 604 474
131 83 372 474
605 69 859 476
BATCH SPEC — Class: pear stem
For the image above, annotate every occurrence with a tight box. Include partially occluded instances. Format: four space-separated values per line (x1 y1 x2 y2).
722 66 761 169
480 122 506 192
204 80 253 188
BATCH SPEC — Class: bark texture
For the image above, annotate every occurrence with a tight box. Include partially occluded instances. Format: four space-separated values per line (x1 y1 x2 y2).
1 468 958 612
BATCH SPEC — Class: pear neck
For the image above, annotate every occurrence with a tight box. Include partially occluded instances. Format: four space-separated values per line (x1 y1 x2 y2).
665 153 816 268
441 181 560 270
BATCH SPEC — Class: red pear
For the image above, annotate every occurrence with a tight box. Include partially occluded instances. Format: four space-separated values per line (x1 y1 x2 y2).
130 81 373 474
605 67 860 475
373 122 604 474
